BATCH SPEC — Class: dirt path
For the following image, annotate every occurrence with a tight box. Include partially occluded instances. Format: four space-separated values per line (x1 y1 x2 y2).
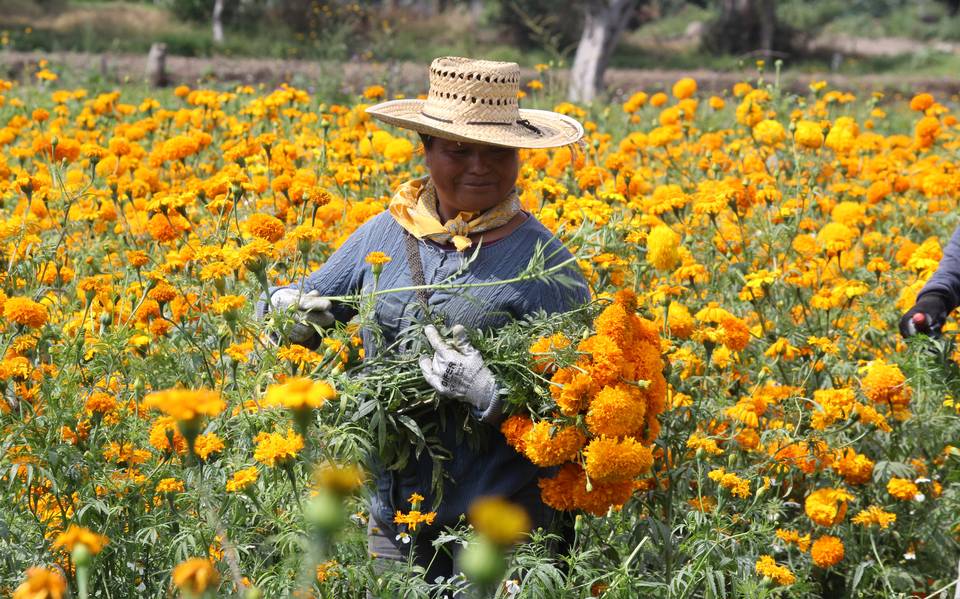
2 49 959 96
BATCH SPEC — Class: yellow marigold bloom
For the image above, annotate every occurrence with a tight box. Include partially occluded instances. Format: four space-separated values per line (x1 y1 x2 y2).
646 224 681 272
887 477 921 501
264 377 336 411
226 467 259 493
53 525 109 554
522 422 586 467
468 497 531 545
172 558 219 596
707 468 751 498
817 222 854 256
211 295 246 315
794 120 824 149
688 496 716 512
623 91 648 113
708 96 725 110
4 297 48 328
314 462 365 495
253 429 304 467
583 435 653 483
754 555 795 585
364 251 392 266
316 559 340 583
687 432 723 455
753 119 785 145
650 92 668 107
775 529 811 552
143 389 225 423
851 505 897 529
672 77 697 100
194 433 225 460
13 567 67 599
156 477 185 494
804 488 854 527
666 302 695 339
811 535 844 568
394 509 436 531
861 359 911 419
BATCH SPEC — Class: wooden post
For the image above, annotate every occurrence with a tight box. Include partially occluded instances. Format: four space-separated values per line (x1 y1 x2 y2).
146 43 168 87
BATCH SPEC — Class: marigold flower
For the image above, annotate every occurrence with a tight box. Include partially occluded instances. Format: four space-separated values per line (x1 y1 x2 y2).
156 477 185 494
794 120 824 149
500 414 534 453
522 422 586 467
775 529 811 552
672 77 697 100
193 433 225 460
143 389 225 423
646 224 681 272
804 487 854 527
583 435 653 483
13 567 67 599
394 509 436 531
586 383 646 438
253 429 304 468
172 558 219 595
53 525 109 554
852 505 897 529
754 555 796 585
364 251 392 267
245 213 286 242
4 297 48 328
811 535 844 568
468 497 531 545
264 377 336 411
887 477 921 501
226 467 259 493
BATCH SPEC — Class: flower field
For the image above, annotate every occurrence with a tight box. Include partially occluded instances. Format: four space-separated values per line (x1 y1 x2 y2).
0 65 959 598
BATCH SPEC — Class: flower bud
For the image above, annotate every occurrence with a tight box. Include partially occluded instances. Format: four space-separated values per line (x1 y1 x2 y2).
304 489 345 534
459 537 504 585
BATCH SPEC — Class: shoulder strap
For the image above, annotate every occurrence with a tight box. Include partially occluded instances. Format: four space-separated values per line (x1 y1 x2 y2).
404 232 432 307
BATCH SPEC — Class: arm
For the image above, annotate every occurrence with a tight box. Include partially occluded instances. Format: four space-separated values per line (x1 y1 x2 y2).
916 225 960 310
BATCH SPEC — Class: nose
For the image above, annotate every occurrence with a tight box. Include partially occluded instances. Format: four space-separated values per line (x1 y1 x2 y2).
466 149 493 175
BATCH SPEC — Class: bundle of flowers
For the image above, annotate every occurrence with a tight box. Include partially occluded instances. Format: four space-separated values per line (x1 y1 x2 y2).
499 290 667 515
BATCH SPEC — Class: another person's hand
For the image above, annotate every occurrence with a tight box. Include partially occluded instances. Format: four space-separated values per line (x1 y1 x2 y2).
419 324 498 414
270 289 335 344
899 293 949 338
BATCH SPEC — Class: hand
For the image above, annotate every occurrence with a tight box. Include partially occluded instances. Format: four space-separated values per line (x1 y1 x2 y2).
270 289 335 344
418 324 498 413
899 293 949 339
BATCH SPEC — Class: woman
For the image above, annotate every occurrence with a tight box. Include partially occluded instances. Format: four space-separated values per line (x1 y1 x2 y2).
265 57 589 583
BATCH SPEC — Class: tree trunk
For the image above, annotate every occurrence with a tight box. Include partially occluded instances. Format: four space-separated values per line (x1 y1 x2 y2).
212 0 225 45
146 43 168 87
568 0 639 103
704 0 782 56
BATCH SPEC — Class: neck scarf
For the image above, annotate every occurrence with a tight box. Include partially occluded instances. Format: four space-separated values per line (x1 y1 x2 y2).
388 177 521 251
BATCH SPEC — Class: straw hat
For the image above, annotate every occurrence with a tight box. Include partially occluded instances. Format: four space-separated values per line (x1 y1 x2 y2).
365 57 584 149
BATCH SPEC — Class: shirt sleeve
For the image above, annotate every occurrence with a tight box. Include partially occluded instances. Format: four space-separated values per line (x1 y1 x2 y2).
918 225 960 310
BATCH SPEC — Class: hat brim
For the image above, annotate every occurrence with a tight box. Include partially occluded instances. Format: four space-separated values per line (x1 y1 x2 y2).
365 99 583 149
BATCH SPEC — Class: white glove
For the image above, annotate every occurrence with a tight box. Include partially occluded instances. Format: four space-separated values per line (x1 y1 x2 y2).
418 324 499 415
270 289 335 344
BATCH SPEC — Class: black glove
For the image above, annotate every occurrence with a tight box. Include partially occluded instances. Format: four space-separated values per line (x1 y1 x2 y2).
899 292 951 338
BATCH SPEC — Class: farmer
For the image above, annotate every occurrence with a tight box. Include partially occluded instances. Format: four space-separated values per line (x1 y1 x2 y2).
899 228 960 338
262 57 589 583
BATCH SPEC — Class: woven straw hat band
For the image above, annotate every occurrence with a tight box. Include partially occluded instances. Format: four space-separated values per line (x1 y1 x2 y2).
421 57 523 126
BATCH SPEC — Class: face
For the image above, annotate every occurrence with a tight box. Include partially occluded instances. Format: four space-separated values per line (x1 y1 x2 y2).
423 137 520 218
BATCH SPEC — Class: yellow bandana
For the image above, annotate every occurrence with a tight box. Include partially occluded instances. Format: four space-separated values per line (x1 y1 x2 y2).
388 177 521 251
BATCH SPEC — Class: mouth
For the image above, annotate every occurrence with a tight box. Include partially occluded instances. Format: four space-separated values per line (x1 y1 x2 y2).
462 181 497 188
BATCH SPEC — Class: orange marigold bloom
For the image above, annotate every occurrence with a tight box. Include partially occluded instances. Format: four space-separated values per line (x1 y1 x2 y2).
13 567 67 599
861 359 911 419
811 535 844 568
53 525 109 554
4 297 48 328
500 414 534 454
529 333 571 374
264 377 336 411
193 433 225 460
804 487 854 527
172 558 219 595
832 448 874 485
775 529 811 553
909 92 934 112
586 383 646 438
226 467 259 493
583 436 653 483
522 422 586 467
245 213 286 242
887 477 920 501
156 477 185 494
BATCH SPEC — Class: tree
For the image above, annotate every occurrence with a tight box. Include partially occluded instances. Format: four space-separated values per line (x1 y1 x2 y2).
702 0 784 57
212 0 225 45
568 0 641 103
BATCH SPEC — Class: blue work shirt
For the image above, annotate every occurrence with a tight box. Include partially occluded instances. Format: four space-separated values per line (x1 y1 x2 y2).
270 210 589 533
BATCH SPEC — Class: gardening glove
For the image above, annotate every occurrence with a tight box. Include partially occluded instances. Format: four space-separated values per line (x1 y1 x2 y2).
418 324 500 419
268 288 335 345
899 292 950 339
